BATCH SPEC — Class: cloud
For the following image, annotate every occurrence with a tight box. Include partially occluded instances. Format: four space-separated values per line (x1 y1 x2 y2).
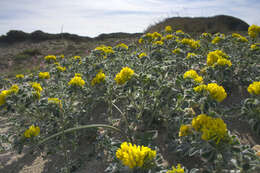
0 0 259 37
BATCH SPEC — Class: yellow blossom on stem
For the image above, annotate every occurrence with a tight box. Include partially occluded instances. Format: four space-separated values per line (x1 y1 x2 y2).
247 81 260 95
24 125 40 138
39 72 50 79
91 70 106 86
186 52 196 59
165 25 173 32
116 142 156 169
166 164 185 173
172 48 181 54
139 52 147 58
183 70 203 84
248 24 260 38
16 74 24 79
114 67 135 85
206 83 227 102
179 124 192 137
116 43 128 50
57 66 66 72
44 55 56 62
31 82 43 93
68 75 85 87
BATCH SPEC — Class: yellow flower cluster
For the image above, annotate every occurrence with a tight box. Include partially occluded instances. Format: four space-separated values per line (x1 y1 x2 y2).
186 52 197 59
91 70 106 86
114 67 135 85
24 125 40 138
95 45 115 58
165 25 173 32
181 38 200 49
44 55 56 62
73 56 82 64
68 74 85 87
248 24 260 38
166 34 174 40
16 74 24 79
0 85 19 106
191 114 228 144
232 33 248 42
172 48 181 54
151 32 162 40
179 124 192 137
250 43 260 51
183 69 203 84
201 32 212 38
207 50 231 67
116 142 156 169
48 98 62 107
139 52 147 58
166 164 184 173
57 66 66 72
39 72 50 79
247 81 260 95
176 30 184 34
153 40 164 45
211 36 223 44
31 82 42 99
194 83 227 102
116 43 128 50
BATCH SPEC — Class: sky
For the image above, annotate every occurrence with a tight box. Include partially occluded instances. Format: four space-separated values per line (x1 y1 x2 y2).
0 0 260 37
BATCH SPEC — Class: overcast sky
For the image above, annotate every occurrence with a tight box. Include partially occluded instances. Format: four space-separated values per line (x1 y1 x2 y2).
0 0 259 37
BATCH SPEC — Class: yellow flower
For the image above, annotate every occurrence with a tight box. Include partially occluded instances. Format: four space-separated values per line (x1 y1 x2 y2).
0 90 11 106
165 25 173 32
95 45 115 58
166 34 173 40
24 125 40 138
33 91 41 99
172 48 181 54
181 38 200 49
211 36 223 44
44 55 56 62
60 54 64 59
68 75 85 87
139 52 147 58
48 98 62 107
151 32 162 40
10 84 19 94
166 164 184 173
193 84 207 93
207 50 228 66
183 70 199 79
16 74 24 79
116 142 156 169
91 70 106 86
75 73 81 77
186 52 196 59
247 81 260 95
179 124 192 137
153 41 163 45
192 114 228 144
215 58 232 67
39 72 50 79
248 24 260 38
116 43 128 50
114 67 135 85
74 56 82 64
176 30 184 34
232 33 248 42
250 43 260 51
138 38 144 44
202 32 212 38
183 70 203 84
206 83 227 102
31 82 43 92
57 66 66 72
